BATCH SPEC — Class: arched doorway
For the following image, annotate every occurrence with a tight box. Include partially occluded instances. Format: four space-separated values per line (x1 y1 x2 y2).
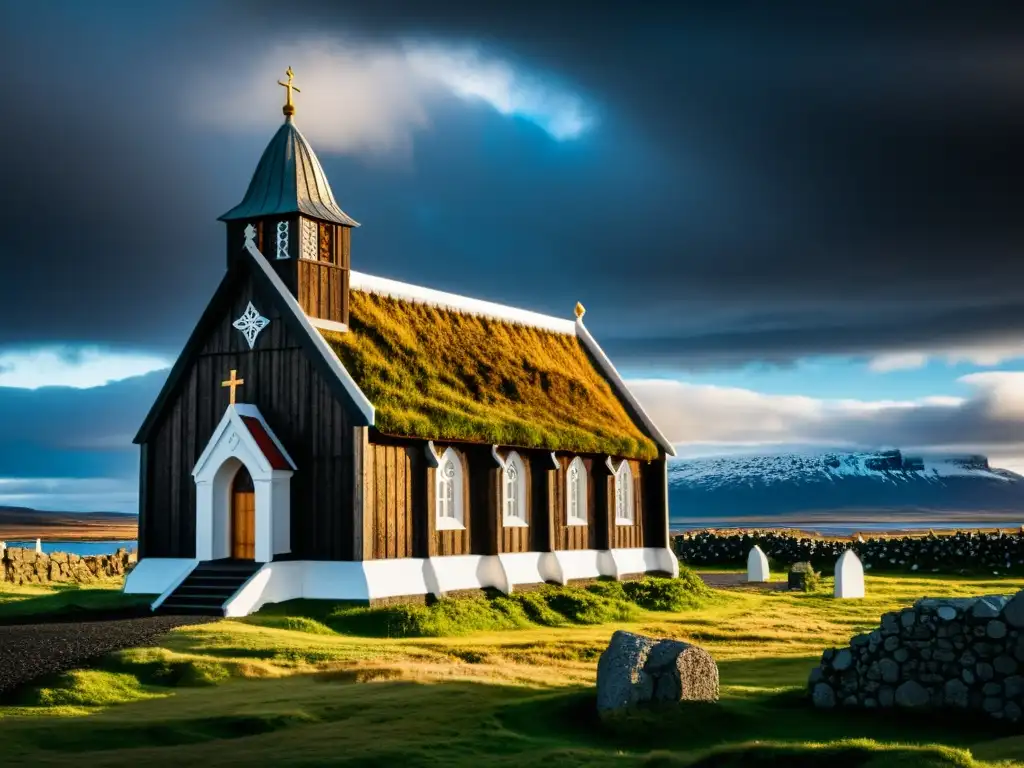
231 465 256 560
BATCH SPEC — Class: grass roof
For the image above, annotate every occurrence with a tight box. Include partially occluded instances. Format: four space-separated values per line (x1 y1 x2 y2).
321 291 659 460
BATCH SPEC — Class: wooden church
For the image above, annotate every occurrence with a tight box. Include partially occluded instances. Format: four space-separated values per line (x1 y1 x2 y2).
124 69 678 615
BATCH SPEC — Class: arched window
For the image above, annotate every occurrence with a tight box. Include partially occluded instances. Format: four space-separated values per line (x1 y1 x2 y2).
566 457 587 526
502 451 528 526
435 448 464 530
614 460 634 525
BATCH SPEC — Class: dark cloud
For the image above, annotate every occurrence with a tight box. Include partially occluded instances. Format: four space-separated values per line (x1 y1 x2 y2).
0 1 1022 369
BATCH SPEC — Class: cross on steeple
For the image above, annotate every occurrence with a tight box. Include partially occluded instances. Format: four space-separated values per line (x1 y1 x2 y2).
221 369 245 405
278 66 300 118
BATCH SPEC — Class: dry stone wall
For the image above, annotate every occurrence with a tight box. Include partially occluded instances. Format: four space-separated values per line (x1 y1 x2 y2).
809 590 1024 721
1 547 136 585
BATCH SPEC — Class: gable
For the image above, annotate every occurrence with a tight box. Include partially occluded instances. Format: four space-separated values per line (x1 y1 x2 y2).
320 290 661 460
134 253 370 445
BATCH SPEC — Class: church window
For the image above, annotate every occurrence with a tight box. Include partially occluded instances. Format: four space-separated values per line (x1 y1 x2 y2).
502 452 527 526
319 223 332 262
614 460 634 525
301 219 318 260
566 457 587 525
435 448 464 530
276 221 289 259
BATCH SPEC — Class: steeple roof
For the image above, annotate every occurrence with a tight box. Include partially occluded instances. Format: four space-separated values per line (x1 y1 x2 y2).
219 118 360 227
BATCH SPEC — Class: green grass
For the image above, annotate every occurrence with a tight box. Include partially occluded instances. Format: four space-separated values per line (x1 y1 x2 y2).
0 581 154 622
1 571 1024 766
322 290 659 459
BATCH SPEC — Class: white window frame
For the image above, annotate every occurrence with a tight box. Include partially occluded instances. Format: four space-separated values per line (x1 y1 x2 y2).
276 221 290 260
566 456 588 526
614 460 635 526
435 448 465 531
502 451 528 527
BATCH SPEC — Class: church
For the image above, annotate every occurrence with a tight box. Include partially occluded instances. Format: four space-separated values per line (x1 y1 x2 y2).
124 69 678 616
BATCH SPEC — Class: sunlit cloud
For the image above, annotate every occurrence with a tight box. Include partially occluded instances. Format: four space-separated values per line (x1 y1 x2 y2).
869 341 1024 372
0 346 170 390
193 38 595 156
626 372 1024 462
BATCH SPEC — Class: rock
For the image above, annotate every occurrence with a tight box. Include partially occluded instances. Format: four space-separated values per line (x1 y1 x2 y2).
1004 675 1024 699
945 678 969 708
812 683 836 708
893 648 909 663
973 598 1004 619
808 667 824 687
988 621 1008 640
879 658 900 684
895 680 930 709
978 662 995 682
995 656 1019 676
937 606 958 621
1006 702 1022 722
983 682 1003 696
1004 591 1024 628
878 686 895 708
833 649 853 672
984 697 1004 714
596 631 718 715
884 636 900 652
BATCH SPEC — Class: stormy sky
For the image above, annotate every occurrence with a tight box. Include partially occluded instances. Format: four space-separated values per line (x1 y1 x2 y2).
1 1 1023 512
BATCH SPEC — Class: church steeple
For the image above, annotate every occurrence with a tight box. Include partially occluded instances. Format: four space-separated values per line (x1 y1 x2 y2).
220 68 357 329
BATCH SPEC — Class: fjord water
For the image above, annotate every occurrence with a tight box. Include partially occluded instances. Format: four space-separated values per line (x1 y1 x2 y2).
4 540 137 556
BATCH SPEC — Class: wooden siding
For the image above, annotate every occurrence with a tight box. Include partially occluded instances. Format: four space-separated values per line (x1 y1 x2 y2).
140 264 357 560
297 258 348 325
550 455 599 551
609 459 646 550
361 440 417 559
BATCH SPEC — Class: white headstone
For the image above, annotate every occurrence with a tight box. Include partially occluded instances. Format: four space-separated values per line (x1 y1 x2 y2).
0 541 5 559
35 538 42 554
834 550 865 599
747 545 770 582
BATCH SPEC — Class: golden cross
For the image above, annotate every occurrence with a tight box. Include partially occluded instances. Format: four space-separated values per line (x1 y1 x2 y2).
278 66 300 116
221 369 245 405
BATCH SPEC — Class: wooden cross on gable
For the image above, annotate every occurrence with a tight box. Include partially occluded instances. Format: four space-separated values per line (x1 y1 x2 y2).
222 369 245 405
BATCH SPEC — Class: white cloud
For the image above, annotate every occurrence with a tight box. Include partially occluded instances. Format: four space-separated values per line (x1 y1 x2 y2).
193 38 594 157
627 372 1024 457
0 477 137 514
869 342 1024 372
0 347 170 390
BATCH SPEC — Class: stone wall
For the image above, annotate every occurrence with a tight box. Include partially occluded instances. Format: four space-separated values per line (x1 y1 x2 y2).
674 529 1024 575
809 590 1024 722
1 547 136 585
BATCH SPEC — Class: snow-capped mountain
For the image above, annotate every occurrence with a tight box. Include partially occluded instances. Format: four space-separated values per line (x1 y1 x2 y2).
668 449 1024 527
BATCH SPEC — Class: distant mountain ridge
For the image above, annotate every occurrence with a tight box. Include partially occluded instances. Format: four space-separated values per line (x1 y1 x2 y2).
668 449 1024 523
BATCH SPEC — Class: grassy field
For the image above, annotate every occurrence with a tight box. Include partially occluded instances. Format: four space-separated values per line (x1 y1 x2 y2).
0 580 151 622
4 571 1024 766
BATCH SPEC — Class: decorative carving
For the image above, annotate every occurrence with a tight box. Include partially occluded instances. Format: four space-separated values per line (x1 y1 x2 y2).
244 223 257 247
301 218 318 261
228 431 241 449
276 221 289 259
232 302 270 349
319 222 331 262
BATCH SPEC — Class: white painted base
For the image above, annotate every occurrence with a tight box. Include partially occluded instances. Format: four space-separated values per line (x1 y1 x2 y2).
134 546 679 617
123 558 199 610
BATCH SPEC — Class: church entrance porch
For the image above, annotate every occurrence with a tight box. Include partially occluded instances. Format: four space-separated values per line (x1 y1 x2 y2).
192 402 296 564
231 466 256 560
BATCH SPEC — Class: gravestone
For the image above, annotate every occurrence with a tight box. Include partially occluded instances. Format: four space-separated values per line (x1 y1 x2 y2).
0 541 5 559
834 549 864 599
747 545 770 583
35 538 42 554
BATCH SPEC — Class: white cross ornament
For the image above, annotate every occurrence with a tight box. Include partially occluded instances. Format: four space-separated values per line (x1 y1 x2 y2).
233 302 270 349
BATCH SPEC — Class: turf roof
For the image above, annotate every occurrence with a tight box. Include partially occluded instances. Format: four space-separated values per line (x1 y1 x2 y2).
320 290 660 460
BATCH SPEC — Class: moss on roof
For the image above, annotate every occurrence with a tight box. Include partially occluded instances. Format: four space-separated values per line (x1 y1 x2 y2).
321 290 659 460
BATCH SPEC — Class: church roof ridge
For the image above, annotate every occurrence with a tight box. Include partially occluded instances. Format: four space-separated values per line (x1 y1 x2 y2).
218 118 360 227
349 271 577 335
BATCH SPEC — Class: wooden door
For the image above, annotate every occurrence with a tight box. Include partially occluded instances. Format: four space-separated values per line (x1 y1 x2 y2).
231 466 256 560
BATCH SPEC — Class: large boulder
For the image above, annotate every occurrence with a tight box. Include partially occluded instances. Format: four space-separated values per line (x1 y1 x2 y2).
596 630 719 715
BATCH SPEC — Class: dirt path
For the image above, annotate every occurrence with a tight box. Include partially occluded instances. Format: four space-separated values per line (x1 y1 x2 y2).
0 615 216 695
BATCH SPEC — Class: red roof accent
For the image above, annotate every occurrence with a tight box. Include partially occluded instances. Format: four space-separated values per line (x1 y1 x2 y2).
240 415 292 470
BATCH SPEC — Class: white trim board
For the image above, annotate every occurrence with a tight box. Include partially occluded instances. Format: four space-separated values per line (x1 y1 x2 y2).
243 226 375 424
350 271 577 335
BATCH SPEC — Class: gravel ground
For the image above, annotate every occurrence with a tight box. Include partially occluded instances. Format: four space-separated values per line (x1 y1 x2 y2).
0 615 218 695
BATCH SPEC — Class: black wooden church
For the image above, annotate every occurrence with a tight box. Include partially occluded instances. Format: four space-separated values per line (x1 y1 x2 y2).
124 69 678 615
